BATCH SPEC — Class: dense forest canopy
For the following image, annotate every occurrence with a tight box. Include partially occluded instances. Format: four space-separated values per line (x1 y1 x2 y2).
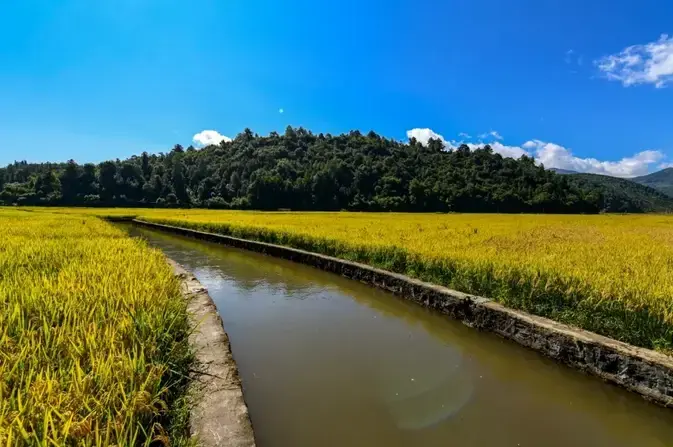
1 127 671 213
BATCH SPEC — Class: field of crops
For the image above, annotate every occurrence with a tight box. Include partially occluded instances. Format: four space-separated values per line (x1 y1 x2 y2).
123 209 673 352
0 209 192 446
20 207 673 352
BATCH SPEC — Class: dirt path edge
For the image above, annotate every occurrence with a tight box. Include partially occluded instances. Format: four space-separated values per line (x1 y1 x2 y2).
169 259 256 447
143 220 673 409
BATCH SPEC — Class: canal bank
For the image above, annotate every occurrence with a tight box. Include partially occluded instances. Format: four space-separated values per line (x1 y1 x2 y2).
167 258 255 447
171 260 255 447
125 223 673 447
130 219 673 409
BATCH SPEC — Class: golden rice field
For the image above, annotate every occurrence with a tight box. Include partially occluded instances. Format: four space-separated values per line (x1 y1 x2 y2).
20 207 673 351
0 209 192 446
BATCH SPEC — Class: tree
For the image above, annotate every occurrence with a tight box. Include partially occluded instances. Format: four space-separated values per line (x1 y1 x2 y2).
166 192 178 206
79 164 98 196
172 160 189 204
143 175 163 203
141 152 152 180
247 170 286 209
427 137 444 152
240 128 254 142
35 170 61 198
229 171 241 196
99 161 118 202
119 162 145 201
311 169 339 209
284 125 297 140
60 160 82 203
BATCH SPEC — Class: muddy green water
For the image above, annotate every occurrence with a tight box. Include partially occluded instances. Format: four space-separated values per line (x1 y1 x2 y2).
127 225 673 447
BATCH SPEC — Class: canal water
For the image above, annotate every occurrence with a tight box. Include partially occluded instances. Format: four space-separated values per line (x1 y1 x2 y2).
127 225 673 447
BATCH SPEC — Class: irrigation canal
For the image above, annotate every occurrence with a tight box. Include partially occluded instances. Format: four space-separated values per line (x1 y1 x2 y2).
125 224 673 447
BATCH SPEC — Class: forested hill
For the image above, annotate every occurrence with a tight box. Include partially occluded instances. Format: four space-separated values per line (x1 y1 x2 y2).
633 168 673 197
1 127 672 213
566 173 673 213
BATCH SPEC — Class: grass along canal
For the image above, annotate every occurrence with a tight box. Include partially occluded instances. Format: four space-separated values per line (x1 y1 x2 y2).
126 223 673 447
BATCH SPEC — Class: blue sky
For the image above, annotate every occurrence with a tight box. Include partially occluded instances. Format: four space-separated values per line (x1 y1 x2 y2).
1 0 672 177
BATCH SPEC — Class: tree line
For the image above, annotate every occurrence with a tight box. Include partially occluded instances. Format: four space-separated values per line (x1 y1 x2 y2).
0 126 667 213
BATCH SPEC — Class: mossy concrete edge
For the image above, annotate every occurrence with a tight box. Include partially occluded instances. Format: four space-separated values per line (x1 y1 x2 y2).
169 259 256 447
141 219 673 409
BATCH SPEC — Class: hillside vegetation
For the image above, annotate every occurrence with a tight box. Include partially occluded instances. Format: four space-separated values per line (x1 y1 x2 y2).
2 127 673 213
633 168 673 197
568 173 673 212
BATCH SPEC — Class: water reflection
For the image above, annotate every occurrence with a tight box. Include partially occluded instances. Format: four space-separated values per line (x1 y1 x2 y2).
126 225 673 447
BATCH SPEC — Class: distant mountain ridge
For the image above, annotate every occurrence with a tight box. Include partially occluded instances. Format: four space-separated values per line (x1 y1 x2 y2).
550 166 673 199
549 168 579 175
632 168 673 197
567 173 673 213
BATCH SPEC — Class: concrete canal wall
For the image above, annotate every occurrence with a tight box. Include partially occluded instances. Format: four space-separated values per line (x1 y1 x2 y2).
138 219 673 409
171 260 256 447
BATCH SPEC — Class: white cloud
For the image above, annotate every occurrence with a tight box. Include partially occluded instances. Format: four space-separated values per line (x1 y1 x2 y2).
489 141 528 158
279 108 284 114
192 130 232 147
478 130 503 140
525 140 664 177
407 128 446 146
458 132 471 139
407 127 668 177
596 34 673 88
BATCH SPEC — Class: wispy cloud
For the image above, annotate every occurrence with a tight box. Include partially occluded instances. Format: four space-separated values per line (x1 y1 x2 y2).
565 49 584 71
192 130 232 146
458 132 471 139
406 127 668 177
565 49 575 64
477 130 503 140
595 34 673 88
